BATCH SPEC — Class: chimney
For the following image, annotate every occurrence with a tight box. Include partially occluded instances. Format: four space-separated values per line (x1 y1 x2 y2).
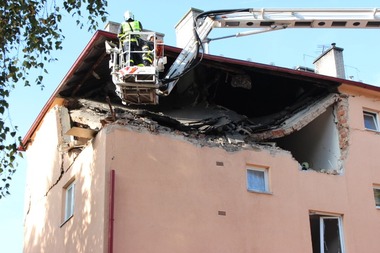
313 43 346 79
103 21 120 34
175 8 206 50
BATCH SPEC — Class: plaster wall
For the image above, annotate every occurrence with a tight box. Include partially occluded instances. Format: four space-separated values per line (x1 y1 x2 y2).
23 106 109 253
276 105 341 171
104 122 380 253
23 85 380 252
336 86 380 252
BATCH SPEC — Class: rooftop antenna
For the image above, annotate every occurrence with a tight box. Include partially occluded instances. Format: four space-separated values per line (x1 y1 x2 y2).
302 54 316 69
345 65 361 82
316 44 331 54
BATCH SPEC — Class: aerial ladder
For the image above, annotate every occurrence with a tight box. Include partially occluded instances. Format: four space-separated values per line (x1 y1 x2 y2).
107 8 380 105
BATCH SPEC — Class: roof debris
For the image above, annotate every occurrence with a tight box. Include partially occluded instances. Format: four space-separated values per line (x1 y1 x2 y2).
21 31 352 173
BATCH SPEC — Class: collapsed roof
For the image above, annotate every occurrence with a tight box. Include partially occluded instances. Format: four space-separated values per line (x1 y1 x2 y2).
22 30 355 150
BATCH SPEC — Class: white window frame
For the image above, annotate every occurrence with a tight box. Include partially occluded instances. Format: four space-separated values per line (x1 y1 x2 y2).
246 166 270 193
373 186 380 209
319 216 346 253
64 181 75 222
363 110 379 131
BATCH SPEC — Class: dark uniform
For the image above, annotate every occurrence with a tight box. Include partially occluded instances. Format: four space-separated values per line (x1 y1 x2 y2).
142 36 154 66
118 19 143 66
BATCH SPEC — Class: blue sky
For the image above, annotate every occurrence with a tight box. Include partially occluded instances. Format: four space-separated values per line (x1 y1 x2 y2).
1 0 380 252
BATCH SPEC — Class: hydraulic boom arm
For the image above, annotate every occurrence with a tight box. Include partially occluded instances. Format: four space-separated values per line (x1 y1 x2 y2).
159 8 380 95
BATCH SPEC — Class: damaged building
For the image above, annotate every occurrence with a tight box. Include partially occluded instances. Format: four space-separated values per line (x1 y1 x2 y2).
22 11 380 253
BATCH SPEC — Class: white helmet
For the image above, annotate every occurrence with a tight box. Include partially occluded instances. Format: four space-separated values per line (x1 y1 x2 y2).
124 10 134 21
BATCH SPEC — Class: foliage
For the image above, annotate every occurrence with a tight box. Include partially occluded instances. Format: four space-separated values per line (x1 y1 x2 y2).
0 0 108 199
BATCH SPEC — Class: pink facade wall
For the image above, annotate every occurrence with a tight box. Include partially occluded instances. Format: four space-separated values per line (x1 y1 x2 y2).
105 113 380 253
23 106 109 253
24 83 380 252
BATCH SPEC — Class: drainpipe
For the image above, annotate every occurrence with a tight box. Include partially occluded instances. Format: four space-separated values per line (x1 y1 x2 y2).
108 170 115 253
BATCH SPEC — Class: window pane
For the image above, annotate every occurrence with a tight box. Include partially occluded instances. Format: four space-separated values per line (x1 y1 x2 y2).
373 188 380 207
310 215 345 253
247 169 266 192
65 183 75 220
322 218 342 253
364 112 378 130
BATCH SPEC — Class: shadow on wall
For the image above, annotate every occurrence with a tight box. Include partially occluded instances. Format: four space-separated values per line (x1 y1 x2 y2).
24 131 106 252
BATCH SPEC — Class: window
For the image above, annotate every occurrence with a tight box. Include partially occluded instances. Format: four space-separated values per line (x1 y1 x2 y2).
309 213 346 253
64 180 75 221
363 111 379 131
246 166 269 193
373 187 380 208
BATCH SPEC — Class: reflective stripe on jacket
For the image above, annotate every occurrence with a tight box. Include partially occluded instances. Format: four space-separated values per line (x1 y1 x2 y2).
118 20 142 42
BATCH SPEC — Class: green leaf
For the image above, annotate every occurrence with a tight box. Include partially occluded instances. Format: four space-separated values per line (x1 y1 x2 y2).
0 0 109 199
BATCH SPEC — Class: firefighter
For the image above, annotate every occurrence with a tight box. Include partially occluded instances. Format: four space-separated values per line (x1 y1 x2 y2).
142 35 164 66
142 34 154 66
118 10 143 66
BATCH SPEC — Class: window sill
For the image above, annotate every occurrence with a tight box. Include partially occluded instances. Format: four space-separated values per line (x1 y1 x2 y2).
60 214 74 228
247 189 273 195
365 128 380 133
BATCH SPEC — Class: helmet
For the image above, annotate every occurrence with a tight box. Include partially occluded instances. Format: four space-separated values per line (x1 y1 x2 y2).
148 34 155 41
124 10 134 21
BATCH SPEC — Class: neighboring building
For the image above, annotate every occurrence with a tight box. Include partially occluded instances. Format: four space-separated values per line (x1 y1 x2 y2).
22 20 380 253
